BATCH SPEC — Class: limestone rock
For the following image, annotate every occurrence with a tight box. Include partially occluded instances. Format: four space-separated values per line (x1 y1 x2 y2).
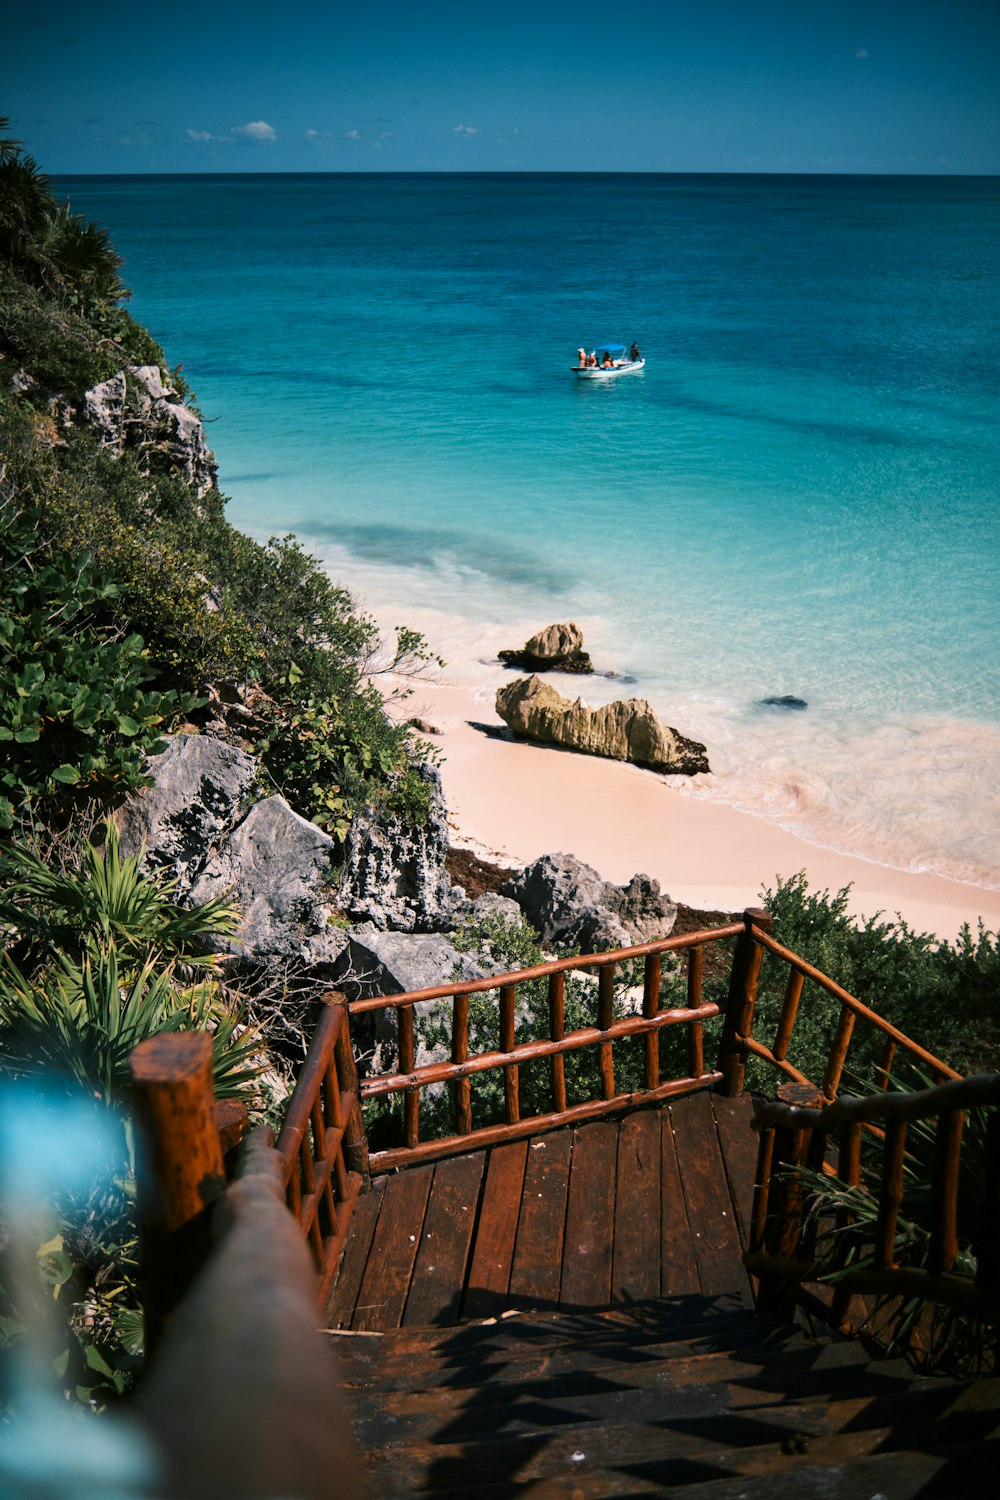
495 676 710 775
499 621 593 674
188 795 348 968
81 364 218 496
117 734 258 893
340 763 461 933
503 852 677 952
337 924 489 1079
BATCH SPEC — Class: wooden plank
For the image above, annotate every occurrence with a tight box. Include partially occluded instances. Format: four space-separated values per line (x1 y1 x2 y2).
712 1090 760 1249
462 1141 529 1320
402 1152 486 1327
324 1175 386 1328
559 1120 618 1309
670 1090 753 1304
508 1130 573 1309
612 1109 662 1303
661 1103 702 1296
352 1166 433 1331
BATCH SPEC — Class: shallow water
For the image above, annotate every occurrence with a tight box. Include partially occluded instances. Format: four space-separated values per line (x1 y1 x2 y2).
55 172 1000 888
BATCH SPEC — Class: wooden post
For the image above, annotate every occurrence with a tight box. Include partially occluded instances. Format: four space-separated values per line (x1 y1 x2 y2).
451 993 473 1135
642 952 661 1090
756 1079 823 1313
548 972 567 1112
597 963 616 1100
332 997 370 1182
130 1033 227 1358
719 907 772 1097
500 984 520 1125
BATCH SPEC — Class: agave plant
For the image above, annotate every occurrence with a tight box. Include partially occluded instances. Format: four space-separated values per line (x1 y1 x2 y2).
0 818 237 974
791 1068 995 1374
0 819 259 1112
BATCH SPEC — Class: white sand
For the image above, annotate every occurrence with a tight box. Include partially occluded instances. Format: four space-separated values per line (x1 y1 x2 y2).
401 676 1000 944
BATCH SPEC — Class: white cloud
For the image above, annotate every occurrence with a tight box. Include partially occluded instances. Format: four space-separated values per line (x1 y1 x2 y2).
346 128 362 140
855 48 870 59
186 129 215 143
234 120 276 142
453 123 478 136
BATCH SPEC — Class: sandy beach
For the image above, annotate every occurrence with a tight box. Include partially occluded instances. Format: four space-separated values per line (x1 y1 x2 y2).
398 671 1000 945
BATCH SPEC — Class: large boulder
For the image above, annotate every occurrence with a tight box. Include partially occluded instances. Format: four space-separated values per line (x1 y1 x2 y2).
503 852 677 952
495 676 709 775
340 762 461 933
81 365 218 497
499 621 593 674
188 795 349 969
117 734 258 893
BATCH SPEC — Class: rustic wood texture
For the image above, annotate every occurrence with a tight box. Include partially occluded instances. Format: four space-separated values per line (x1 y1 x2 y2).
559 1120 618 1308
611 1109 661 1302
352 1166 433 1330
130 1032 227 1353
402 1152 486 1326
507 1130 572 1308
324 1090 756 1332
670 1090 754 1305
463 1140 529 1319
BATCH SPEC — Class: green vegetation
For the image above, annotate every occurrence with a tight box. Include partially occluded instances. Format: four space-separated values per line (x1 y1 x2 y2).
755 872 1000 1087
1 117 436 840
1 118 436 1407
0 822 260 1405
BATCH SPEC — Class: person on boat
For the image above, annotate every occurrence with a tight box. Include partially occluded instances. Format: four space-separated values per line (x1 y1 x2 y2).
586 351 598 367
629 341 641 363
577 348 587 368
601 350 615 368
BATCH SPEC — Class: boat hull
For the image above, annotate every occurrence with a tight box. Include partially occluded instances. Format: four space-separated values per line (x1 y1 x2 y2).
572 358 645 379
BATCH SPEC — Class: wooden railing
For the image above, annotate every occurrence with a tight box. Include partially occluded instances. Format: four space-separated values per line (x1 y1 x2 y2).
350 922 744 1172
717 908 962 1100
745 1073 1000 1329
274 995 369 1304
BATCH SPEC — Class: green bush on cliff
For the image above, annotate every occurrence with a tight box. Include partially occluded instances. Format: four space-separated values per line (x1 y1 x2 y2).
0 498 199 830
752 872 1000 1084
1 119 434 837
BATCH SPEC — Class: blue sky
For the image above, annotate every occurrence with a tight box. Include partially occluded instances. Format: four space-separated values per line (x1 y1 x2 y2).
4 0 999 174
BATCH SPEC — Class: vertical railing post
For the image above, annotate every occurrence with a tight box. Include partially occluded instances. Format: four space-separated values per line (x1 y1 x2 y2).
451 993 473 1135
719 907 772 1097
597 963 616 1100
756 1080 823 1313
642 953 661 1090
332 997 370 1184
548 972 567 1112
130 1033 227 1359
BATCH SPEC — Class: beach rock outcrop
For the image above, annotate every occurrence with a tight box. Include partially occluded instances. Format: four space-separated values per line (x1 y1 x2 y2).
117 733 258 894
759 695 808 711
81 364 218 497
503 852 677 951
499 621 593 675
495 675 710 776
339 762 461 933
187 795 349 969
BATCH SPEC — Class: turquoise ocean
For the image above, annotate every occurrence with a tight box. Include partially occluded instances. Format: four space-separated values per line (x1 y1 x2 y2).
54 173 1000 892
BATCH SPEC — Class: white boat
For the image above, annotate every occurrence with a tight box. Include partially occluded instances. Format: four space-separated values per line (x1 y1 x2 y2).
572 341 645 379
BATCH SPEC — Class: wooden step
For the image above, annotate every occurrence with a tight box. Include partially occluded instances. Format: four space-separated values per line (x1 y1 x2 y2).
355 1408 1000 1497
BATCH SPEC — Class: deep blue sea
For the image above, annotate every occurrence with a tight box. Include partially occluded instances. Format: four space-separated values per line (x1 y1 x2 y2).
54 173 1000 890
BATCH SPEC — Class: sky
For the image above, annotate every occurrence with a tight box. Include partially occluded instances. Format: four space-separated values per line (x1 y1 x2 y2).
4 0 999 174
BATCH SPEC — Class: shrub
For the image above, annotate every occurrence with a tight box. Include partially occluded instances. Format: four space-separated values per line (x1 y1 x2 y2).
0 499 200 829
752 872 1000 1089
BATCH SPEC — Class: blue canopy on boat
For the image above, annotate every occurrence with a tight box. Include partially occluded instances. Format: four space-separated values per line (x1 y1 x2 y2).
594 342 626 353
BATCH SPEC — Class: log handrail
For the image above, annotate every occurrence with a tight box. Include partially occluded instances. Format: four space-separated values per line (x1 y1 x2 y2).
139 1127 363 1499
350 928 736 1171
747 1072 1000 1326
349 923 744 1012
275 993 368 1303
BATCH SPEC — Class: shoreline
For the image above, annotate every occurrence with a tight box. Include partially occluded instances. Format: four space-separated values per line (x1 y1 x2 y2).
397 672 1000 945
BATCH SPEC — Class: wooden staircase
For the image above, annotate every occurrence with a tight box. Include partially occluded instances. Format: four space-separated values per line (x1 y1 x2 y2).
130 913 1000 1499
329 1295 1000 1497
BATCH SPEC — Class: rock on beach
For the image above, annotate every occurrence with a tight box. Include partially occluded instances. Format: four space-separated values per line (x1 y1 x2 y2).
495 675 710 776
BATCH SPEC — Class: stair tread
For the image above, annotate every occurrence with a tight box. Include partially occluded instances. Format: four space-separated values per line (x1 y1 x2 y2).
356 1419 1000 1497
